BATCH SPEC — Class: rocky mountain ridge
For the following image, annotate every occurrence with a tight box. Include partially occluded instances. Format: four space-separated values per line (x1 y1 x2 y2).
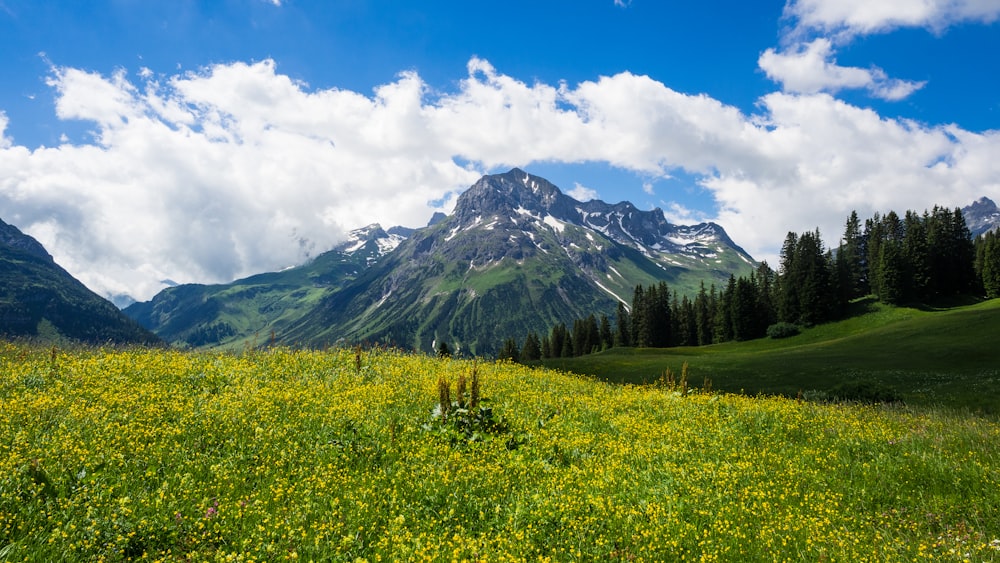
125 169 757 352
963 196 1000 237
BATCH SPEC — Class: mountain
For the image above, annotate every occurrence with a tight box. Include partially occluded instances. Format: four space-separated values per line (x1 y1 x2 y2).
0 217 161 345
963 197 1000 237
279 169 755 353
123 222 406 348
126 169 755 353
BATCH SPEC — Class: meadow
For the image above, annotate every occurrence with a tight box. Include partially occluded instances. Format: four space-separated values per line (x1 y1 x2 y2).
545 298 1000 414
2 342 999 561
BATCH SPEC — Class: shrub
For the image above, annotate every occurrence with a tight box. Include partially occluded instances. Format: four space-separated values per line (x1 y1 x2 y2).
766 322 801 339
827 380 903 404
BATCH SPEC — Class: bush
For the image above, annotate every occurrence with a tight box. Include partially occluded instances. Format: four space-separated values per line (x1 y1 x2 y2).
827 381 903 404
766 322 801 339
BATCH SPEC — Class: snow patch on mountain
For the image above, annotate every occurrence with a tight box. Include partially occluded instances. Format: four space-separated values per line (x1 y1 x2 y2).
543 215 566 233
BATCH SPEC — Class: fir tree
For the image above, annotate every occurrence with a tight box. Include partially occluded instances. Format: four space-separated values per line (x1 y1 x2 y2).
976 231 1000 297
840 210 865 297
694 282 713 346
498 338 520 362
521 332 542 362
615 301 632 347
599 314 613 350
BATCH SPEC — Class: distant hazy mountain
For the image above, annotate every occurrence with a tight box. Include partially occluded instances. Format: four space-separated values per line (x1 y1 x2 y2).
963 197 1000 237
127 169 756 353
0 217 160 345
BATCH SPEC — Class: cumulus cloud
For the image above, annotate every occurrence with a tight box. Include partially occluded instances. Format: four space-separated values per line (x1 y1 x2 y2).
763 0 997 100
568 182 600 202
758 38 926 100
785 0 1000 39
660 202 706 225
0 57 998 300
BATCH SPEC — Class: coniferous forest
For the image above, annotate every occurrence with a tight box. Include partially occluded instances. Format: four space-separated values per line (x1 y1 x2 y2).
503 205 999 361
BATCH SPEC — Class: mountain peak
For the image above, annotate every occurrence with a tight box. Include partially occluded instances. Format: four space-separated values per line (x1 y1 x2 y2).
963 196 1000 237
0 218 54 262
454 168 572 223
333 223 407 258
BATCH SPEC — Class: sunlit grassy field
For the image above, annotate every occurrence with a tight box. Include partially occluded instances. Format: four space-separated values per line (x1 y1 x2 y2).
545 298 1000 413
2 343 999 561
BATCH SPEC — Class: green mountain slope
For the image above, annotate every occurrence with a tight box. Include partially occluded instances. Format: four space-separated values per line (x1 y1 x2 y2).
124 225 402 349
545 298 1000 411
0 218 160 345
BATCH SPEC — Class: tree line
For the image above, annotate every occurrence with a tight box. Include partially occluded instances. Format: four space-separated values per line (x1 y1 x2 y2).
497 205 998 361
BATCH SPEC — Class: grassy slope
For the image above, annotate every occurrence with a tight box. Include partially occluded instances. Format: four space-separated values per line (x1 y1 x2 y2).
544 298 1000 413
2 344 998 561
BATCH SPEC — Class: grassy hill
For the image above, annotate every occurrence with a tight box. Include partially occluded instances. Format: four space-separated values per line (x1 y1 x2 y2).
2 343 998 561
544 298 1000 413
0 343 1000 562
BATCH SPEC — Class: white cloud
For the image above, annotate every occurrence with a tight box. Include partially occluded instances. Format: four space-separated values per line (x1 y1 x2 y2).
642 182 655 195
0 112 11 149
660 202 705 225
765 0 996 101
0 57 998 300
758 38 926 100
785 0 1000 38
759 39 869 93
568 182 599 202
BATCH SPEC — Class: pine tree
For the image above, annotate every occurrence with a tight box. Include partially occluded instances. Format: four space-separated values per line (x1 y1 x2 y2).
864 213 884 298
560 331 574 358
677 295 697 347
630 285 650 347
877 239 905 305
714 275 735 343
755 262 778 330
651 282 672 348
950 207 976 295
778 232 800 324
599 314 613 350
498 338 520 362
903 210 930 301
976 231 1000 297
694 282 712 346
572 316 599 356
549 323 568 358
521 332 542 362
615 301 631 347
731 275 758 341
840 210 865 297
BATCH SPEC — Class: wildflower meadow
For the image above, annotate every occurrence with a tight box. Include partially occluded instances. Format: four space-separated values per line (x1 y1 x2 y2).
1 342 998 561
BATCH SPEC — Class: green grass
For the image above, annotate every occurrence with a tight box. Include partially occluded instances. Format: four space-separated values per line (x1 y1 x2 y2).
544 298 1000 414
2 343 999 561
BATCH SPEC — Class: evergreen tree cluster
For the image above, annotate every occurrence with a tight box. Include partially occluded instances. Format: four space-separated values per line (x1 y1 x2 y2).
500 205 994 362
499 314 616 362
857 207 976 304
975 229 1000 298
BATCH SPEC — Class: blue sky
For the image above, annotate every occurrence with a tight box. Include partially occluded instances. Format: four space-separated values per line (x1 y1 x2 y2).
1 0 999 300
